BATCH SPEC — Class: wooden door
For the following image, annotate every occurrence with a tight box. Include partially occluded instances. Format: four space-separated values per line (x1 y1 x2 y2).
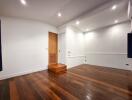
48 32 58 65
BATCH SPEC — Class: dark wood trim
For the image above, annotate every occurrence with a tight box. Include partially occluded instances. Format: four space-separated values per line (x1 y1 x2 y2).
0 20 2 71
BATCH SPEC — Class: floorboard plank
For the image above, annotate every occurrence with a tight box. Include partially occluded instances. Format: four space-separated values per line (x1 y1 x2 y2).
0 64 132 100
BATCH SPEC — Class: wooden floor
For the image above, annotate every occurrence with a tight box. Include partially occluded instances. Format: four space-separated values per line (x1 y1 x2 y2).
0 64 132 100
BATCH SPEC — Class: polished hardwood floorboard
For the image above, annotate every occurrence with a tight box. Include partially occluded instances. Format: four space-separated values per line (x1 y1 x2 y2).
0 64 132 100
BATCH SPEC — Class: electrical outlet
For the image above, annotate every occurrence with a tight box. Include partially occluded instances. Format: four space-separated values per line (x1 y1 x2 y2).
125 64 130 66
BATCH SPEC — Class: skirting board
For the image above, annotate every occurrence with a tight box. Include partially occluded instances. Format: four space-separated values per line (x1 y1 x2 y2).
0 67 47 80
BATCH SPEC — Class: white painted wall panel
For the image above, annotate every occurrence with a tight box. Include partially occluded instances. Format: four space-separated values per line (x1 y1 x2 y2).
66 56 85 68
0 17 57 80
85 22 132 70
65 27 85 68
58 33 66 64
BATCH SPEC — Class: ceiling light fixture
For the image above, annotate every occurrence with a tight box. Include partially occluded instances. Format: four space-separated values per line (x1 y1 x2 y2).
112 5 117 10
114 20 118 23
86 28 89 31
20 0 27 5
58 12 62 17
76 21 80 25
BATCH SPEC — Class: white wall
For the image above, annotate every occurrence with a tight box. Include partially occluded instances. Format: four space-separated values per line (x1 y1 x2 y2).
58 33 66 64
58 21 132 71
0 17 57 80
85 21 132 70
65 26 85 68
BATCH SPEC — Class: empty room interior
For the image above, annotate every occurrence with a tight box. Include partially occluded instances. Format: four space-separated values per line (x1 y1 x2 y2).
0 0 132 100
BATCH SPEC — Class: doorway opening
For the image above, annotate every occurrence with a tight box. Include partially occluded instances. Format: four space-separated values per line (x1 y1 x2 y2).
48 32 67 73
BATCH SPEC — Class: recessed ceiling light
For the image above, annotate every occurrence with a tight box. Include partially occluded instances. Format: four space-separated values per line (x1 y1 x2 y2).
86 28 89 31
112 5 117 10
20 0 27 5
76 21 80 25
114 20 118 23
58 12 62 17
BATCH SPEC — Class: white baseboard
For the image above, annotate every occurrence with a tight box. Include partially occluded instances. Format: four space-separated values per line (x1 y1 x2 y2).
0 67 47 80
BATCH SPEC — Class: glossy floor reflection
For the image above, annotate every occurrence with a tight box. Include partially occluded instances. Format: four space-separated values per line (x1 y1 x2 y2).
0 64 132 100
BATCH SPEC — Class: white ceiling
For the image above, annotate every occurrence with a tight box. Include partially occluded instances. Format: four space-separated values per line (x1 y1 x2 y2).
0 0 130 32
0 0 109 27
68 0 129 32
